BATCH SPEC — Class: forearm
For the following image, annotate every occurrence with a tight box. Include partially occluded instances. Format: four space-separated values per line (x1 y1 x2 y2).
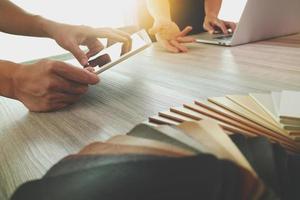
0 60 20 99
0 0 56 38
205 0 222 17
146 0 171 21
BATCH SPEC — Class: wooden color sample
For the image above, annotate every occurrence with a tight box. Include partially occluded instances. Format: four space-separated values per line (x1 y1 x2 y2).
195 100 300 152
184 102 280 140
149 116 179 126
107 135 194 156
226 95 281 128
271 92 281 117
226 95 300 141
208 97 293 139
281 124 300 131
176 105 256 136
153 125 206 153
210 97 289 136
280 118 300 126
195 100 285 139
279 91 300 121
158 111 194 123
150 104 298 152
177 121 255 175
249 93 279 123
160 109 255 137
77 142 185 157
127 124 201 154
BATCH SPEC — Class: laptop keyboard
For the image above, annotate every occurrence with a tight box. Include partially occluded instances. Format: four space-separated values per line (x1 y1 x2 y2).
214 34 233 40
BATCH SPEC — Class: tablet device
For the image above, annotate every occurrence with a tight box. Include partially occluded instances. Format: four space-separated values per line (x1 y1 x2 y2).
66 29 152 74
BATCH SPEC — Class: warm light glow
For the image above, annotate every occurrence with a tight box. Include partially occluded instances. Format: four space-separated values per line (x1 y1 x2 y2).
0 0 246 62
1 0 139 62
12 0 138 27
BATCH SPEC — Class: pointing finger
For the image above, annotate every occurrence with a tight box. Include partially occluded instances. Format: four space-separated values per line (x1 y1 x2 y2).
177 26 193 37
160 40 180 53
214 20 228 35
225 21 237 32
203 22 215 34
177 36 196 43
66 43 89 66
170 40 188 53
52 61 100 85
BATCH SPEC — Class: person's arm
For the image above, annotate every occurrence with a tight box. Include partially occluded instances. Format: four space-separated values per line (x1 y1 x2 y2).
0 0 50 37
0 60 19 99
205 0 222 19
204 0 236 34
0 59 100 112
0 0 132 66
146 0 171 21
146 0 195 53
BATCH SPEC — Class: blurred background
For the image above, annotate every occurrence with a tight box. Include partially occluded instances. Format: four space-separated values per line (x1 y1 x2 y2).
0 0 247 63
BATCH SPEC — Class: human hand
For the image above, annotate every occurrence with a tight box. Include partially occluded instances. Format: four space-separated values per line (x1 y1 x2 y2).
203 15 237 35
46 23 132 66
13 60 100 112
149 20 196 53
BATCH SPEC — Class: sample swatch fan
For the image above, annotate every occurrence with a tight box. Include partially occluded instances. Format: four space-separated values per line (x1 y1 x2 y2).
13 120 289 200
148 90 300 153
11 91 300 200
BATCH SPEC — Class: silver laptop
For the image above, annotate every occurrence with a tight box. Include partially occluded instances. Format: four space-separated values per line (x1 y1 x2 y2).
195 0 300 46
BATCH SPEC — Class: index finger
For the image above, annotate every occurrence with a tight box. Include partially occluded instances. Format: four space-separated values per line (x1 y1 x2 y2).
177 36 196 43
52 61 100 85
177 26 193 37
92 28 131 43
214 20 228 35
225 21 237 32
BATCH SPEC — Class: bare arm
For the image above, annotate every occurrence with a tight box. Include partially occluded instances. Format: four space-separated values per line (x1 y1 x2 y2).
205 0 222 18
204 0 236 34
0 0 52 37
0 59 101 112
147 0 236 39
146 0 223 25
0 1 134 112
0 0 131 66
0 60 19 99
146 0 195 53
146 0 171 21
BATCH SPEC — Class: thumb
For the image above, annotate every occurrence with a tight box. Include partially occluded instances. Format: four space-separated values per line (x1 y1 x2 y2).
68 44 89 66
203 22 215 34
149 26 159 35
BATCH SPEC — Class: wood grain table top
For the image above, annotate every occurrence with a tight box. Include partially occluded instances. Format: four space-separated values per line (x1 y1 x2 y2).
1 34 300 199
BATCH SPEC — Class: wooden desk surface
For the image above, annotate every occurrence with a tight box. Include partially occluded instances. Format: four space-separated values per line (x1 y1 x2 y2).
1 34 300 199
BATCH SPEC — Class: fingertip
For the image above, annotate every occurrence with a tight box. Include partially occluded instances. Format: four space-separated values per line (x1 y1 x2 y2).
85 67 95 72
165 46 179 53
205 27 214 34
80 57 89 66
182 48 188 53
186 26 193 30
179 46 188 53
169 48 180 53
149 27 159 35
148 28 155 35
88 72 100 85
